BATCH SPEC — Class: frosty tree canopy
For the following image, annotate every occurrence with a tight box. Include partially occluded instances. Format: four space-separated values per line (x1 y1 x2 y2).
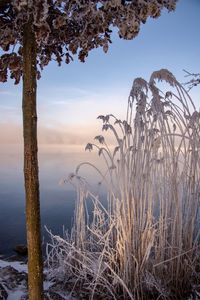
0 0 177 84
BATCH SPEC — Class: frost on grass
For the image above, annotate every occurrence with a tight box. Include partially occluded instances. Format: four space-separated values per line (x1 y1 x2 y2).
47 69 200 300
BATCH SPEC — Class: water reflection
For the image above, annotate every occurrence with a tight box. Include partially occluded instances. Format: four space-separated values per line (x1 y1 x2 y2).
0 144 105 257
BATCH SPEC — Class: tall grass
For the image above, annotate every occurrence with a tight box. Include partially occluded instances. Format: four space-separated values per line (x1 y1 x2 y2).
46 70 200 299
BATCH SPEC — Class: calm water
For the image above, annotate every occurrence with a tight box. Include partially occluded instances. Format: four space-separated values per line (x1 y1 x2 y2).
0 144 105 258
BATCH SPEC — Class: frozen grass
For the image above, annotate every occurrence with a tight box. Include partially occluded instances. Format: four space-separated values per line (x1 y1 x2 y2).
46 70 200 300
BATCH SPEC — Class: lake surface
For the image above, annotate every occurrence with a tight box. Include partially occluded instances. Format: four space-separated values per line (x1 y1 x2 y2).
0 144 106 258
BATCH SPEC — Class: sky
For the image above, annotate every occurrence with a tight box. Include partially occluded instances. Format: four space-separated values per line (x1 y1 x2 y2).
0 0 200 149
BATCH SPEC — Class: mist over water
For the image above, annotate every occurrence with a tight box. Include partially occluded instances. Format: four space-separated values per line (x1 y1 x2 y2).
0 144 105 257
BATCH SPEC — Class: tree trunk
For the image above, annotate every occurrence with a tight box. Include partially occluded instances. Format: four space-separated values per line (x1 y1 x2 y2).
22 21 44 300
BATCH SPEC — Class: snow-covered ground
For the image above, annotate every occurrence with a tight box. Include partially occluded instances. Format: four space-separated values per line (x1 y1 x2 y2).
0 259 27 272
0 259 27 300
0 259 77 300
1 258 199 300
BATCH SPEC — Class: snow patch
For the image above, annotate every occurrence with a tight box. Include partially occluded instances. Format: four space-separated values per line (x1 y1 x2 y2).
7 287 25 300
0 259 27 273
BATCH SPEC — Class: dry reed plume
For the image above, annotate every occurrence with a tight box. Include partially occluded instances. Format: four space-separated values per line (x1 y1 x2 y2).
46 69 200 300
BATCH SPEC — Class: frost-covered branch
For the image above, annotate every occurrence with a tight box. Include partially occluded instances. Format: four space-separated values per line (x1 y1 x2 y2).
183 69 200 91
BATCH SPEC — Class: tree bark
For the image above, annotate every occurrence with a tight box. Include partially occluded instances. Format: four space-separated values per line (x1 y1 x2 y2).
22 21 43 300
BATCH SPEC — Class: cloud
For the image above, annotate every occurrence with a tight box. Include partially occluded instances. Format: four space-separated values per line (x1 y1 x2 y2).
0 122 23 144
0 120 99 146
37 87 129 129
38 124 99 145
0 91 15 96
0 85 130 146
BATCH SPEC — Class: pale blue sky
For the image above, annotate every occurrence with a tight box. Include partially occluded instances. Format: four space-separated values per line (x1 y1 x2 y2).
0 0 200 145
